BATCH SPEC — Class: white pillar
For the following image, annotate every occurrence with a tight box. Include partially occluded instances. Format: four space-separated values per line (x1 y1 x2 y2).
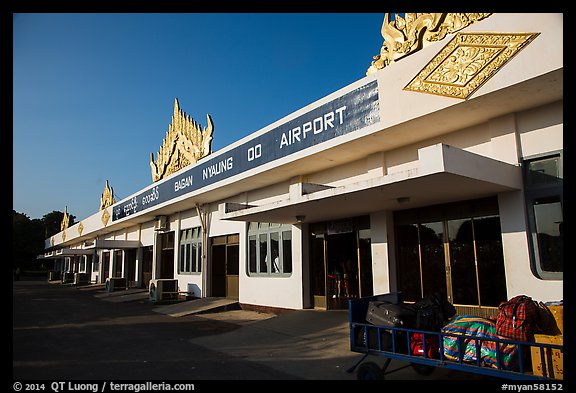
370 210 396 295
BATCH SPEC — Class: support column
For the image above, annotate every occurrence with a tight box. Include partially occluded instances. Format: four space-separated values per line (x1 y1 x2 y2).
370 211 396 295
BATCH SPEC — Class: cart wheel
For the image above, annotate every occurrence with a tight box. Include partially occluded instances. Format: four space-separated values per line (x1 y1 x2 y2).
411 363 435 376
357 362 384 380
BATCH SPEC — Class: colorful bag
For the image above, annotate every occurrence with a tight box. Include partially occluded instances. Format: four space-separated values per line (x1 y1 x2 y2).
441 315 518 370
496 295 539 342
410 332 439 359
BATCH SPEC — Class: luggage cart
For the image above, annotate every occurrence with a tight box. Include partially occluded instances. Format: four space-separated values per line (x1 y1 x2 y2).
348 294 563 380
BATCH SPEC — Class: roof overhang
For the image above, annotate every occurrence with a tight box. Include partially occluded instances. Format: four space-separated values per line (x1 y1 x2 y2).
38 248 95 259
82 239 142 250
39 239 142 259
219 143 523 224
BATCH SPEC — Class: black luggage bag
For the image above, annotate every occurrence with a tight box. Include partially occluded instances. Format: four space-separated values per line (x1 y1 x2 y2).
354 324 408 353
366 301 416 328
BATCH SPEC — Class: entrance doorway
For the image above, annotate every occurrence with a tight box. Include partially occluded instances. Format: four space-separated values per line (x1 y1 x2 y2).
310 216 373 310
211 234 240 298
102 251 110 281
142 246 153 289
125 249 137 287
113 250 123 277
395 197 508 317
158 232 175 279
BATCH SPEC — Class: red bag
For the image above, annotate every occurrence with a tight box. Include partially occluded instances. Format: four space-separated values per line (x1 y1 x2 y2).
495 295 539 342
410 332 439 359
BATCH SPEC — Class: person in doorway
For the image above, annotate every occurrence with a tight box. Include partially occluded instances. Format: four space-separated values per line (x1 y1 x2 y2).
335 260 344 298
343 259 356 298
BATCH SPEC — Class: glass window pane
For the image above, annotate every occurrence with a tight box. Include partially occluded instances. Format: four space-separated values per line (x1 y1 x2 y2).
282 231 292 274
249 235 257 273
227 245 239 275
191 243 197 272
396 224 421 302
311 235 325 296
259 233 268 273
447 218 478 305
527 156 562 186
419 222 447 300
197 243 202 272
180 244 185 273
533 196 563 272
474 216 507 307
270 232 280 273
185 243 191 272
359 236 373 297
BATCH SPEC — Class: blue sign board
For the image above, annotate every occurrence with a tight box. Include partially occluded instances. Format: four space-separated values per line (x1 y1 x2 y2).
113 79 380 221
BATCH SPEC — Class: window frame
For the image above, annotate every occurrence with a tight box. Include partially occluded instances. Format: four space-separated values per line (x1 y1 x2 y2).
522 151 563 280
247 222 293 277
178 227 202 275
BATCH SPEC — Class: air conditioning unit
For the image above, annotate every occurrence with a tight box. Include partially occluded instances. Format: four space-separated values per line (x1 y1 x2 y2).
62 272 75 284
74 272 90 285
105 277 127 292
149 279 179 302
154 216 168 231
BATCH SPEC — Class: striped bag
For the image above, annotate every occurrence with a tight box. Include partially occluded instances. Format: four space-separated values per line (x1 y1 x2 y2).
441 315 519 370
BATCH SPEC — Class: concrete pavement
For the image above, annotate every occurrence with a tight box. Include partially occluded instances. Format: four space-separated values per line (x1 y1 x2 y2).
13 280 488 381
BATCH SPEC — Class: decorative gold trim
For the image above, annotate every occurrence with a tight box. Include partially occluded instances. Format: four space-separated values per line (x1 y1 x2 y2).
60 206 69 231
367 13 492 75
101 208 110 226
403 32 540 99
78 222 84 236
62 229 66 242
150 99 214 182
99 180 115 211
51 236 55 246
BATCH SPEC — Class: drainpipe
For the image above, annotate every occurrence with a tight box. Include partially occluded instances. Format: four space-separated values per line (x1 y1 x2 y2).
195 203 209 298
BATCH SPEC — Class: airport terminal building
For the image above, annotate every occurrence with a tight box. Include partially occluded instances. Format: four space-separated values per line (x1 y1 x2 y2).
41 13 563 316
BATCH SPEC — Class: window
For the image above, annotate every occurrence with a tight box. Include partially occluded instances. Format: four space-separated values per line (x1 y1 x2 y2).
247 222 292 276
523 153 563 279
179 227 202 274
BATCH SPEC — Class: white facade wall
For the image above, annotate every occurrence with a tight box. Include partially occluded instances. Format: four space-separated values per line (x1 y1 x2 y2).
43 13 562 309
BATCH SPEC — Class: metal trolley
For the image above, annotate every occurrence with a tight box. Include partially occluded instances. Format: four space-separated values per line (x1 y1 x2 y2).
347 294 563 380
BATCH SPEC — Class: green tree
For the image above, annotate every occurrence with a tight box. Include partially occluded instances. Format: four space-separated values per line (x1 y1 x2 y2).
42 210 76 238
13 210 45 271
13 209 76 273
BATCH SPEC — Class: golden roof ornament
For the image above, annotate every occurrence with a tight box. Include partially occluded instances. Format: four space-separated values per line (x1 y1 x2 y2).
367 13 492 75
99 179 115 211
150 99 214 182
61 206 70 231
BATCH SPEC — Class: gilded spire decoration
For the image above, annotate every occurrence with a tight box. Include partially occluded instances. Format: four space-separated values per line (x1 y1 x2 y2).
150 99 214 182
367 13 492 75
99 179 116 211
60 206 70 231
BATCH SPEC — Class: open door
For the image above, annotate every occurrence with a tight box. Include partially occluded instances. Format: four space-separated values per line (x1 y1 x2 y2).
211 234 239 299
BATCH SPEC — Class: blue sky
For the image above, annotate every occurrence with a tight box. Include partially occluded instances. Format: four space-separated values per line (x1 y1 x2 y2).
13 13 385 221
